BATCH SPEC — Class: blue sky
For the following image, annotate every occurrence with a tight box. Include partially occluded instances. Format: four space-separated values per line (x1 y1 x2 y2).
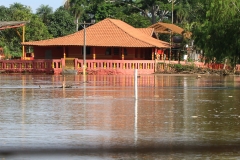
0 0 65 13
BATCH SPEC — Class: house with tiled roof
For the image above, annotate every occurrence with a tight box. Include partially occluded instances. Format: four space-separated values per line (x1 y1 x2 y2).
22 18 169 60
20 18 170 74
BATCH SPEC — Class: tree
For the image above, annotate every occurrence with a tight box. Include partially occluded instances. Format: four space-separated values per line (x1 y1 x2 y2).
26 15 53 41
46 7 75 37
94 2 116 20
0 6 11 21
93 1 151 27
193 0 240 66
113 0 164 24
0 3 52 58
64 0 107 30
36 5 53 24
64 0 88 31
175 0 190 24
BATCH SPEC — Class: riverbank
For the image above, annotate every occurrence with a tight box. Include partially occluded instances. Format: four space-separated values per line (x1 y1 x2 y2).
155 61 240 76
155 67 239 76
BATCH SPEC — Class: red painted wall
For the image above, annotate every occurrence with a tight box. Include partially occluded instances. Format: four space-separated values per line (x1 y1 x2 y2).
67 46 81 58
33 46 154 60
34 46 63 59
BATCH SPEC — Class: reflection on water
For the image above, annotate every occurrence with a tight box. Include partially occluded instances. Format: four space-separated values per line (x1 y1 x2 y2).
0 74 240 159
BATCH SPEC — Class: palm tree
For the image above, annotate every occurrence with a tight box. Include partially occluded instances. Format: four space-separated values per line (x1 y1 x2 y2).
63 0 71 9
175 0 190 24
36 5 53 24
64 0 86 31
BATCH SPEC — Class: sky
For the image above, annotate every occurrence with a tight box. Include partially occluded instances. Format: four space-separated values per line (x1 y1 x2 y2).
0 0 66 13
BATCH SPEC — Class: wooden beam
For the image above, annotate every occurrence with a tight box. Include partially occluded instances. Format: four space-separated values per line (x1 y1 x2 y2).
0 23 25 30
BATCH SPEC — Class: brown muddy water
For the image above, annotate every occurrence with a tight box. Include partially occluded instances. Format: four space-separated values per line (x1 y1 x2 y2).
0 74 240 159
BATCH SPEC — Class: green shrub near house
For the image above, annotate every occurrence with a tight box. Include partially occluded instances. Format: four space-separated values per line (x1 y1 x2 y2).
169 63 195 72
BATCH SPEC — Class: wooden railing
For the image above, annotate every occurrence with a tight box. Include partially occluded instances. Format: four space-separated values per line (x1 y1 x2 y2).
75 60 155 69
0 58 238 74
0 59 155 74
0 59 63 73
75 59 155 74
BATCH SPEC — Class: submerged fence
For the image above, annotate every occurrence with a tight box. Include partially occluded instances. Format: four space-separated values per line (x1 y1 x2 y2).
0 59 62 74
0 59 238 74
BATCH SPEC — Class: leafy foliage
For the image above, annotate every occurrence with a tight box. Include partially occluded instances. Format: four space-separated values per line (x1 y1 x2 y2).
36 5 53 24
46 8 75 38
0 3 52 57
193 0 240 66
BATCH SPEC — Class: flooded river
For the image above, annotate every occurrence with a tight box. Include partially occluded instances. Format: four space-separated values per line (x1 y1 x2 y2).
0 74 240 159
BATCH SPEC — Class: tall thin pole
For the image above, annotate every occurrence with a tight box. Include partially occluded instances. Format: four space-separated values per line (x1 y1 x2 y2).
80 20 95 83
169 30 171 65
134 99 138 145
172 0 174 24
134 69 138 100
76 18 79 32
83 21 86 82
169 0 174 65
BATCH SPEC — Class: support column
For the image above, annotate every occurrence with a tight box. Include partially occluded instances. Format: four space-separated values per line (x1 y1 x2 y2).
63 46 66 59
22 26 25 59
92 47 96 60
93 47 96 68
121 48 124 60
152 48 155 60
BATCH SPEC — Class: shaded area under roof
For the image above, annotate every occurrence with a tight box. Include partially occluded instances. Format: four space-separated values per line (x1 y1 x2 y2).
0 21 28 30
148 22 192 39
22 18 169 48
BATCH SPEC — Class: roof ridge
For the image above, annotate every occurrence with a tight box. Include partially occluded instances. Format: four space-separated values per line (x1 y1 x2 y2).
108 19 167 48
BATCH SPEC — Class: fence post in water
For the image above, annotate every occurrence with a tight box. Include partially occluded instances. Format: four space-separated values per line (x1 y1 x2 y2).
134 69 138 100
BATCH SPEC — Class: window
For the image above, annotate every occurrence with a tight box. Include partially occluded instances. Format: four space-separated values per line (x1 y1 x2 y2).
82 47 91 55
135 48 138 58
124 48 127 55
45 50 52 59
140 50 143 58
113 48 120 55
105 48 111 55
135 52 138 58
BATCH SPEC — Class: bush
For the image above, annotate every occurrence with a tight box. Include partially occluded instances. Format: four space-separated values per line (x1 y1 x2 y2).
173 64 183 72
171 64 195 72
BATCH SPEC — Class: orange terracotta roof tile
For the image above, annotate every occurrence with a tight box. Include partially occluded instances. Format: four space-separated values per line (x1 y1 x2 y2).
137 28 154 36
22 18 169 48
149 22 183 34
148 22 192 39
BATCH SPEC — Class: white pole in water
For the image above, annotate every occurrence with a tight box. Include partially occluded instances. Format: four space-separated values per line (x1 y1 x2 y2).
134 69 138 100
134 99 138 145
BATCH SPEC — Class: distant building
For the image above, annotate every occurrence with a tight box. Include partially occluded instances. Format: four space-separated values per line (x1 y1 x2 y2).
22 18 169 61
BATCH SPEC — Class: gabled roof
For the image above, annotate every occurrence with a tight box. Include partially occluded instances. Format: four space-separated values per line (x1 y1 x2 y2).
148 22 192 39
0 21 28 30
22 18 169 48
137 28 154 36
